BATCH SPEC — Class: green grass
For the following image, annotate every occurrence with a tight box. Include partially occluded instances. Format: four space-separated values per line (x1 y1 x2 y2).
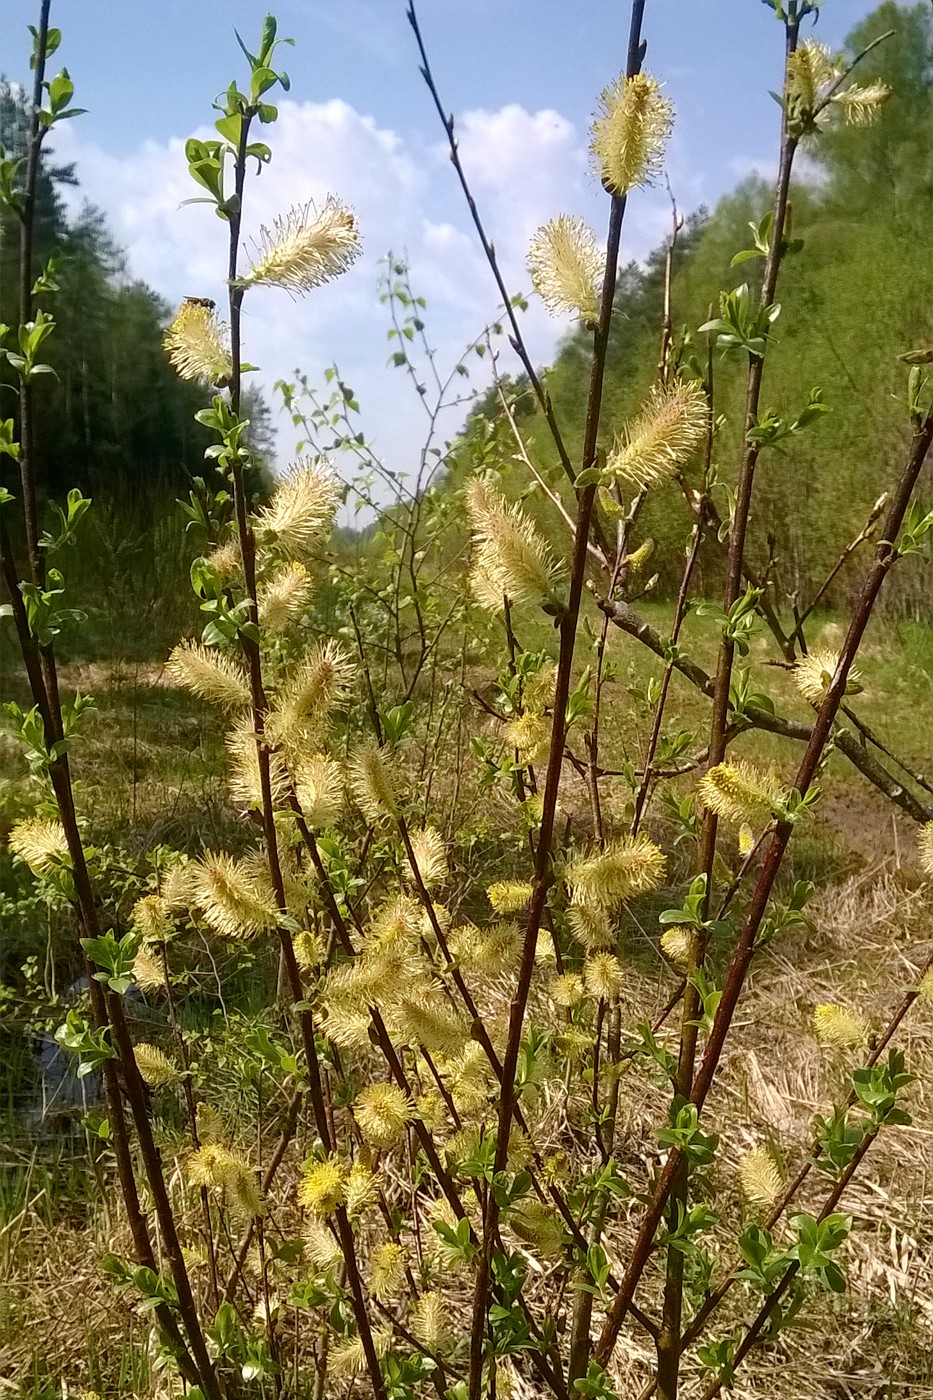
511 593 932 862
1 586 929 1395
3 589 929 866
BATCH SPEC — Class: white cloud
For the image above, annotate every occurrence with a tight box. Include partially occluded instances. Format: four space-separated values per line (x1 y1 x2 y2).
48 96 675 484
728 154 776 182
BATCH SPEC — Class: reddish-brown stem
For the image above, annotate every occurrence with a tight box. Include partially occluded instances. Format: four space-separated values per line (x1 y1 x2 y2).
698 1128 878 1400
596 415 933 1368
16 0 50 584
406 2 576 492
221 113 388 1400
4 11 220 1386
656 24 802 1387
1 520 203 1385
598 596 933 825
464 9 649 1393
222 1089 303 1303
680 938 933 1353
159 940 219 1302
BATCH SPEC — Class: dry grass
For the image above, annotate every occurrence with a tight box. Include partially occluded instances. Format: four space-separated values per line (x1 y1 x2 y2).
3 861 932 1398
3 612 933 1398
598 868 933 1399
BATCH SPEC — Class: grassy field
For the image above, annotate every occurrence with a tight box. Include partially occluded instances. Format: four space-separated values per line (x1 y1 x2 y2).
1 594 932 1397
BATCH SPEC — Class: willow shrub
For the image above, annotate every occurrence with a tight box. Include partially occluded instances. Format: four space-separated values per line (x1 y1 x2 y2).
3 4 933 1400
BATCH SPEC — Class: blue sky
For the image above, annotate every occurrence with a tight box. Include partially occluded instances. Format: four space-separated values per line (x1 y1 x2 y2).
4 0 884 476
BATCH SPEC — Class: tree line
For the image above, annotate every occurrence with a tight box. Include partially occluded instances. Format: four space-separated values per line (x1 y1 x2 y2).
463 1 932 616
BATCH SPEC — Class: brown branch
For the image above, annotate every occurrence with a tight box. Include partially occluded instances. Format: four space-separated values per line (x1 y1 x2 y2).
405 1 612 562
679 935 933 1355
463 9 651 1394
698 1127 878 1400
595 413 933 1368
223 111 387 1400
16 0 51 584
597 595 933 826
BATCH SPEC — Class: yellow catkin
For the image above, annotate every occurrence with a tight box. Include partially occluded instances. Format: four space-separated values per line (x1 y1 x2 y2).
917 821 933 879
257 561 313 631
289 754 342 831
166 641 251 712
523 661 557 715
396 997 467 1056
298 1156 346 1217
207 538 241 578
509 1199 567 1256
132 894 172 941
349 742 400 821
606 379 707 490
590 72 673 194
832 80 890 126
240 197 360 294
354 1083 415 1149
369 1240 407 1300
487 881 533 914
254 458 340 563
793 648 861 705
345 1161 379 1216
446 1045 492 1112
786 40 837 116
411 1290 449 1351
504 712 551 766
225 717 290 813
404 826 448 891
163 300 232 384
132 946 166 992
292 930 322 972
567 902 614 951
466 478 564 611
161 859 197 909
527 215 602 323
133 1043 178 1088
739 1146 783 1208
195 1103 225 1143
303 1217 341 1268
369 895 423 947
186 1144 261 1216
583 952 624 1000
813 1003 868 1049
697 762 783 826
555 1024 595 1063
191 853 279 939
267 641 354 751
450 921 519 976
8 818 70 876
660 926 693 968
550 973 585 1007
565 834 666 908
330 1329 393 1379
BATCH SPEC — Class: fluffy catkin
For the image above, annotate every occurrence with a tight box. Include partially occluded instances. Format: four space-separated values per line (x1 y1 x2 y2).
527 215 602 322
590 72 673 194
9 818 70 875
697 762 784 826
466 478 564 611
739 1146 784 1208
166 641 251 712
605 379 707 489
253 458 340 563
163 301 232 384
240 197 360 294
